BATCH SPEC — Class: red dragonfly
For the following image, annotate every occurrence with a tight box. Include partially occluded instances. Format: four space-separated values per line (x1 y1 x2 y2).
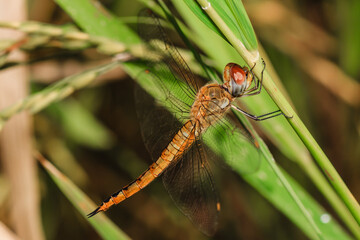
88 9 286 236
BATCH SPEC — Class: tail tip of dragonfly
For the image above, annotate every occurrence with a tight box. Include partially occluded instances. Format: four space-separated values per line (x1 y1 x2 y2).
87 207 101 218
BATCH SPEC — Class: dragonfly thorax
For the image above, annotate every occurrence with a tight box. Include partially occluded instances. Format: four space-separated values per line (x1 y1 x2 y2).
222 63 253 97
191 84 232 133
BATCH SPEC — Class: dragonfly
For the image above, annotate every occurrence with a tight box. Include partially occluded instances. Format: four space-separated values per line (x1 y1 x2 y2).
88 9 287 236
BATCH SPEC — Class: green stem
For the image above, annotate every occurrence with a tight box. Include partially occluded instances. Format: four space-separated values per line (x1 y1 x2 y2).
0 60 121 131
196 0 360 227
260 58 360 228
194 1 322 238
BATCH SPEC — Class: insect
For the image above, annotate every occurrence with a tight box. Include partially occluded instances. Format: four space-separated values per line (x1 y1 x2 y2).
88 9 287 236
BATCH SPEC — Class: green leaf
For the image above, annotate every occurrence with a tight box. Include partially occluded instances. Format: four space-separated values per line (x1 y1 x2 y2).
37 153 130 240
183 0 224 40
184 0 257 51
173 0 360 238
55 0 139 44
121 60 352 240
176 0 305 177
55 0 356 239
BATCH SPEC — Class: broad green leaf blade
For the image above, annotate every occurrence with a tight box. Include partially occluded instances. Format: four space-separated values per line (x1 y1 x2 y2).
183 0 225 40
199 0 360 229
122 61 351 240
184 0 257 51
37 153 130 240
242 147 350 240
175 1 360 237
203 120 261 175
174 0 306 178
224 0 257 49
55 0 139 44
174 1 360 238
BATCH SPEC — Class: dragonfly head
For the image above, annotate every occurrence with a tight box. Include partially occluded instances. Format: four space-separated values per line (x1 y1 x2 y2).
223 63 253 97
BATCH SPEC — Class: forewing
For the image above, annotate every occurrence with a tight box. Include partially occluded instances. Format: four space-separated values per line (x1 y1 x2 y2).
136 9 220 235
162 140 220 236
138 9 199 101
135 9 200 160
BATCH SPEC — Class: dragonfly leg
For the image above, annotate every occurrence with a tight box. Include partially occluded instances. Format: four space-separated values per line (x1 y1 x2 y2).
231 105 291 121
242 58 266 97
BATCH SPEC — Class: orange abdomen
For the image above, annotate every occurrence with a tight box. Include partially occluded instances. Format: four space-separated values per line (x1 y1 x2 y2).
88 120 196 217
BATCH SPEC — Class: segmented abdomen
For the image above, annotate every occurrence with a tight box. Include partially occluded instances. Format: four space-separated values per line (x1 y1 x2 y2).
88 120 196 217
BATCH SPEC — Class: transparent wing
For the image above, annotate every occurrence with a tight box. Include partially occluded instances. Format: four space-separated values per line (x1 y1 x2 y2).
136 10 220 236
138 9 199 102
136 9 199 159
202 110 262 175
135 82 220 236
135 9 259 236
134 83 185 160
162 140 220 236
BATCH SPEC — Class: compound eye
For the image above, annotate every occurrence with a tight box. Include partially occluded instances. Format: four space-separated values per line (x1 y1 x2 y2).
231 65 246 86
228 64 249 97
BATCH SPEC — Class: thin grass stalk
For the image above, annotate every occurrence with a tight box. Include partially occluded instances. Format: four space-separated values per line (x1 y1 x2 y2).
257 45 360 238
0 60 122 130
193 0 327 239
195 0 360 227
0 21 126 54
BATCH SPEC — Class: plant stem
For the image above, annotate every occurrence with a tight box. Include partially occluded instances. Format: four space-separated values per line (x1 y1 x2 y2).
0 61 121 131
194 1 322 238
195 0 360 226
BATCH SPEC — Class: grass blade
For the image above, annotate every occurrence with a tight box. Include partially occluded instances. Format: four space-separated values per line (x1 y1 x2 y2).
36 152 130 240
192 0 360 227
173 1 360 238
53 0 357 238
184 0 257 51
0 61 121 130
